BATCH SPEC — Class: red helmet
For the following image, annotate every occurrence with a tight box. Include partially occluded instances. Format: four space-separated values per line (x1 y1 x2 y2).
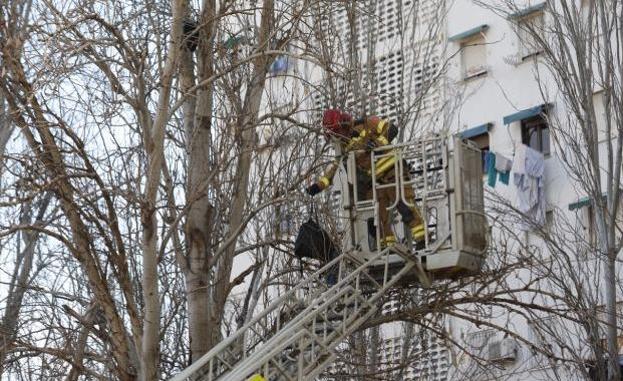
322 109 352 135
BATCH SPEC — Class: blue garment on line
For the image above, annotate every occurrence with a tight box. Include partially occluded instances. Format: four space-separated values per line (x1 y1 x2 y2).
486 151 497 187
498 170 510 185
485 151 511 187
483 150 492 174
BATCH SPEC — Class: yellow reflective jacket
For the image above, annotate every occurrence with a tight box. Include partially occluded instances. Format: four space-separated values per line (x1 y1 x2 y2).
314 116 397 192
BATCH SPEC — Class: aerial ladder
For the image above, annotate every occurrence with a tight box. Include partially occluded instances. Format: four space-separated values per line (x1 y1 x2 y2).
170 136 487 381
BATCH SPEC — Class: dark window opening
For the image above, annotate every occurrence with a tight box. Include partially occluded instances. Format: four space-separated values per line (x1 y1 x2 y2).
467 133 490 174
521 115 550 155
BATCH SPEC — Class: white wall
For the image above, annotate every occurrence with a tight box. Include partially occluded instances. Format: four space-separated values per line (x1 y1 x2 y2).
445 1 615 380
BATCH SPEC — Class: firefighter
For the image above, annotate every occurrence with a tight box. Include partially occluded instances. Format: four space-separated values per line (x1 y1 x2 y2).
306 109 425 248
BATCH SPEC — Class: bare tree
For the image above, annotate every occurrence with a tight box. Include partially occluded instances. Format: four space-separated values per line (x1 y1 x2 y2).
4 0 601 379
0 0 337 378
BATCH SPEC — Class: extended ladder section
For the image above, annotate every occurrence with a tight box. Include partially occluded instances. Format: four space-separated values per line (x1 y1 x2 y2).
170 136 487 381
170 246 423 381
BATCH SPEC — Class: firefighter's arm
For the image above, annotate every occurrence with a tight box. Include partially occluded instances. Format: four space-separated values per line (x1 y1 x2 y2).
345 117 397 151
368 117 398 146
306 161 339 196
369 118 399 178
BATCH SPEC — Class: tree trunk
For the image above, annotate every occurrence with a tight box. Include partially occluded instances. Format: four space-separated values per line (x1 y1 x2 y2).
207 0 275 351
604 249 619 380
0 193 51 376
594 200 619 380
0 59 138 378
182 0 217 363
0 93 13 178
65 306 96 381
140 0 186 378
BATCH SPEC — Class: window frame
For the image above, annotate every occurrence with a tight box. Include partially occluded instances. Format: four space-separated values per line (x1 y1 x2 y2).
516 11 545 60
577 195 623 248
464 131 490 174
460 35 488 80
521 114 550 155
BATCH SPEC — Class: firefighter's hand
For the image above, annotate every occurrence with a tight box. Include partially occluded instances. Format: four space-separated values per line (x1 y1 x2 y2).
306 183 321 196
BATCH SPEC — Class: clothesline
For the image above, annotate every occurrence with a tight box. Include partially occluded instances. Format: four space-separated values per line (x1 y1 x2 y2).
484 144 546 229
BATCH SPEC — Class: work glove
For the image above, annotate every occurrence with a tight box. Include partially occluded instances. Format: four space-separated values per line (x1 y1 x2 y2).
306 183 321 196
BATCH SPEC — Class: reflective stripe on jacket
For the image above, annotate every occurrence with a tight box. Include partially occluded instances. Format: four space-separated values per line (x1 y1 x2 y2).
313 117 397 191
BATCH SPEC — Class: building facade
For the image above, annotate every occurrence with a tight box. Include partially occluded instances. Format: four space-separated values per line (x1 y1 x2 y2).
446 1 621 380
239 0 620 379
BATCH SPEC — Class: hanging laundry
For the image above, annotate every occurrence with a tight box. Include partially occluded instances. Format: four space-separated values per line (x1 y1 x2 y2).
513 144 545 229
495 153 512 185
484 151 513 187
486 151 497 187
511 144 527 175
495 153 512 172
498 170 510 185
483 150 492 174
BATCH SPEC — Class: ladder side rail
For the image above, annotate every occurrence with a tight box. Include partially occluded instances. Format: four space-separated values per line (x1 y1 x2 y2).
249 255 417 380
368 144 406 257
168 253 348 381
225 256 417 381
369 147 380 255
422 139 431 247
169 248 390 381
223 285 366 381
268 247 391 336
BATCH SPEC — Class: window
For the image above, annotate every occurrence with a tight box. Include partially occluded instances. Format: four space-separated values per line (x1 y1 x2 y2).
471 133 490 174
568 200 597 260
545 210 554 231
593 92 607 140
581 0 618 39
466 329 496 356
461 125 490 173
461 36 487 79
593 91 616 142
582 204 597 247
517 12 544 59
575 195 623 247
521 114 550 154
